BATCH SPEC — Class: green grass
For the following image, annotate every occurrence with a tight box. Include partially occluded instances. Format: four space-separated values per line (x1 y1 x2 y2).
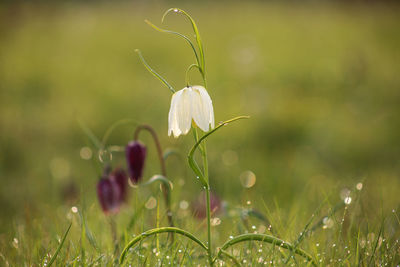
0 1 400 266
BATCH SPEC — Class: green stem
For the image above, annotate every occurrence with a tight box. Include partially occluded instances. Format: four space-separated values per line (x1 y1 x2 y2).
201 141 213 266
119 227 207 264
205 186 213 266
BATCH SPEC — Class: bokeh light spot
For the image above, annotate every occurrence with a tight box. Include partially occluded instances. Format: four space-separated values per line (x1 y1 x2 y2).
80 146 92 160
240 170 256 188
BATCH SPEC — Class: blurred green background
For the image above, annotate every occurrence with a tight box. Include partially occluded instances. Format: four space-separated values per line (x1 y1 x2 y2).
0 0 399 241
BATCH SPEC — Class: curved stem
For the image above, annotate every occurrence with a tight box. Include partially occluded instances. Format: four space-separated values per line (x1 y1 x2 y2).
185 64 201 87
134 125 174 228
134 125 166 176
119 227 207 264
214 234 316 266
145 20 200 69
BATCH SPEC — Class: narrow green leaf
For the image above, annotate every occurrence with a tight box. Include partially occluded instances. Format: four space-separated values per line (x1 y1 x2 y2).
48 223 72 267
135 49 175 93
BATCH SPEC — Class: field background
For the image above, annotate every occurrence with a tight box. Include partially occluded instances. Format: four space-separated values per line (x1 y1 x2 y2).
0 1 400 265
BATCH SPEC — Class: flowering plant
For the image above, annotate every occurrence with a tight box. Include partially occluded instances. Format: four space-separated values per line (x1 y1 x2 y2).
116 8 316 266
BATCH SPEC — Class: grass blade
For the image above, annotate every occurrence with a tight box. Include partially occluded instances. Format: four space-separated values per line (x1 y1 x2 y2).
48 222 72 267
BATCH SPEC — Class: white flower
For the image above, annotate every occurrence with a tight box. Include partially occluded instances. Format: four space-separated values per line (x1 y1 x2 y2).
168 85 215 138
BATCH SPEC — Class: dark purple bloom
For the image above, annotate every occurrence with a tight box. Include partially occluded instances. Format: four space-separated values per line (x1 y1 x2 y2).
109 168 128 202
97 178 121 215
192 191 222 219
126 141 146 183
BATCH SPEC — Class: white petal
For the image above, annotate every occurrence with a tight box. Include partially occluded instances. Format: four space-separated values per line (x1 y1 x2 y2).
193 85 215 130
191 87 210 132
168 90 182 137
176 87 192 136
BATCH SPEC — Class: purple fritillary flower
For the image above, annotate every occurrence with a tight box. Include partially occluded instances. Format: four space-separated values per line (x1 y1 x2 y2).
97 178 121 215
126 141 146 183
109 168 128 202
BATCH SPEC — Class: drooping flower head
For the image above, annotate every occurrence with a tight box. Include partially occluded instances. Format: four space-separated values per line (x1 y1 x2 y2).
168 85 214 138
109 168 128 202
125 141 147 183
97 166 128 215
97 177 121 215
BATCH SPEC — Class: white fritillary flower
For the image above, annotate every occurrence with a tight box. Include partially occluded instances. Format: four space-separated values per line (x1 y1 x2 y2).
168 85 215 138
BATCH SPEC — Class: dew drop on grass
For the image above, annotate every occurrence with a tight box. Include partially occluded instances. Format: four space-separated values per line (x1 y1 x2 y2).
316 243 320 247
252 225 256 230
344 197 352 205
246 200 251 205
71 206 78 213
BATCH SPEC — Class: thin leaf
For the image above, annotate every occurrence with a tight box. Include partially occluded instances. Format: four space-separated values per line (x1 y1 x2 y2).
135 49 175 93
48 222 72 267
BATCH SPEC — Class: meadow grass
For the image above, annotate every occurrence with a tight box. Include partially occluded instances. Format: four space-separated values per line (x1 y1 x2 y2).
0 1 400 266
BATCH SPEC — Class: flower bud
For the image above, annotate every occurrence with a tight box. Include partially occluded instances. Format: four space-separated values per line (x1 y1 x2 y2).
109 168 128 202
125 141 146 183
97 178 121 215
